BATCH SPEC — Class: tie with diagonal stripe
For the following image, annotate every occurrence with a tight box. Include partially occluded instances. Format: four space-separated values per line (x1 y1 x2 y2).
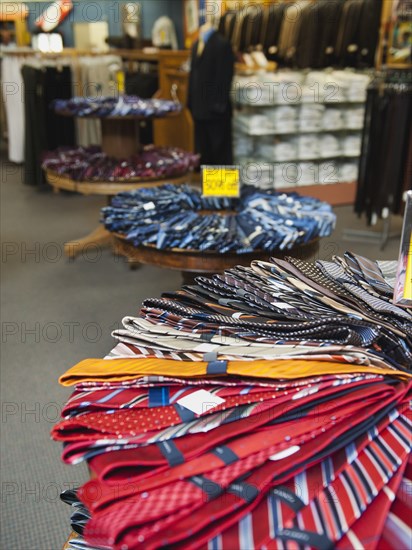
95 408 410 550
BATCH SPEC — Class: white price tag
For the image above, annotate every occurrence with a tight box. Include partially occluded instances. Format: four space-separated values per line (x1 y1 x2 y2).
177 390 225 415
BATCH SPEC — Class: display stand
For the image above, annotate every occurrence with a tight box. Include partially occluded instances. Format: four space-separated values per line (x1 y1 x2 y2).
113 234 320 284
47 108 193 259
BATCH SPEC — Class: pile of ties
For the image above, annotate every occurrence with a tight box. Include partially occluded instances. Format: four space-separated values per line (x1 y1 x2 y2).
54 253 411 550
42 146 199 182
52 96 181 118
102 184 336 252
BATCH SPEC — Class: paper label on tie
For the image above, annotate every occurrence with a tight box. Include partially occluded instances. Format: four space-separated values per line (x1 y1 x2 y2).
269 445 300 461
202 165 240 198
143 201 155 211
177 390 225 415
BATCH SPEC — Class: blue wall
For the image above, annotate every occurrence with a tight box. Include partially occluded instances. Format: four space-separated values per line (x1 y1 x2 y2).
25 1 184 49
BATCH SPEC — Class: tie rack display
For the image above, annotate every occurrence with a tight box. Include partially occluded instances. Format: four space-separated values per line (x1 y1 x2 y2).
42 95 199 258
102 184 335 281
55 251 411 550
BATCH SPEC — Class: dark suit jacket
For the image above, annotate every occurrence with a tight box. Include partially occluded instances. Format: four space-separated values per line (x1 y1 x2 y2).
187 31 235 121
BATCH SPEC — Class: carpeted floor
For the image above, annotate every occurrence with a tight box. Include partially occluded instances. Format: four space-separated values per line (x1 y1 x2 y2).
0 156 404 550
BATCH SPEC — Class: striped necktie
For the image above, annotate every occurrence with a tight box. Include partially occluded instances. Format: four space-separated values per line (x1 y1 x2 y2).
55 376 391 445
343 252 395 298
195 412 411 550
80 380 398 515
376 456 412 550
86 409 410 550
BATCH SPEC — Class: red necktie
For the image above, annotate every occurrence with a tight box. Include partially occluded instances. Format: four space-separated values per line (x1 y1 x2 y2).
100 409 410 550
82 393 410 548
80 381 398 514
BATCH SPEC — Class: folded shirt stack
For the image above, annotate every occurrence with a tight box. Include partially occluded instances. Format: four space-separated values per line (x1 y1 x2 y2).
344 107 365 129
102 184 336 253
322 107 344 130
53 252 411 550
319 160 340 184
332 70 371 103
42 146 199 182
52 95 182 118
256 137 298 161
298 104 325 131
319 133 341 158
235 114 277 135
263 105 297 133
343 134 362 156
297 134 319 159
339 162 359 182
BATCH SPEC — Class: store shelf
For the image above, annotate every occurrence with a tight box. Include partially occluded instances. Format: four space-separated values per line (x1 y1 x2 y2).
234 123 363 136
236 153 360 163
235 100 366 107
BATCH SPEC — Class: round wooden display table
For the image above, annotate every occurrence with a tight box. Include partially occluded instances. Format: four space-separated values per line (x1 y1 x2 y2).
45 170 194 259
45 169 191 196
113 234 320 284
49 105 193 259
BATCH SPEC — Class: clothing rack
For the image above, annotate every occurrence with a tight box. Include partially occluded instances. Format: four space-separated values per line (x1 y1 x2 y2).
343 69 412 249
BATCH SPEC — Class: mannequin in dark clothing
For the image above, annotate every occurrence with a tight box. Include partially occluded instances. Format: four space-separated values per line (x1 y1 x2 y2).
188 24 235 166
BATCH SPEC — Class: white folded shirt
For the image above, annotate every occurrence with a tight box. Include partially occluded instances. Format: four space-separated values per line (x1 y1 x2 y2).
339 162 358 182
319 160 340 184
319 134 341 157
297 134 319 159
343 134 362 156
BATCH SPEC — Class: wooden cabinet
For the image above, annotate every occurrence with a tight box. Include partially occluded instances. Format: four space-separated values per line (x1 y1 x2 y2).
154 50 194 153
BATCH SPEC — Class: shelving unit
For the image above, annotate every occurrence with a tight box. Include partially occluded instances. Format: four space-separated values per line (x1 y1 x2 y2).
232 69 371 205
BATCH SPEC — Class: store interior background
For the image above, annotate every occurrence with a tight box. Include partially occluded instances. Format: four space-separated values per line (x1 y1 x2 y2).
1 1 411 549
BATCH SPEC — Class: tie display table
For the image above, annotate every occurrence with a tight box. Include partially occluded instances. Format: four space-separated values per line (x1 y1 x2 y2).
44 97 198 259
44 170 194 259
113 233 320 283
54 253 411 550
103 184 334 281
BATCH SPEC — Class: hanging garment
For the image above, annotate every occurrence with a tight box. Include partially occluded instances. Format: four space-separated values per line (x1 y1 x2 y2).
76 56 122 147
2 54 28 163
356 73 412 223
21 63 75 187
188 30 235 165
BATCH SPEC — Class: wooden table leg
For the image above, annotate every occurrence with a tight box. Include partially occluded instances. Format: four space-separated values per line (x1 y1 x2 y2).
64 225 113 259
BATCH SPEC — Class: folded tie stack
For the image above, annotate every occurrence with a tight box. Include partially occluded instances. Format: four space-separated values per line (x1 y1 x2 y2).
52 96 182 118
54 253 411 550
101 184 336 252
42 146 199 182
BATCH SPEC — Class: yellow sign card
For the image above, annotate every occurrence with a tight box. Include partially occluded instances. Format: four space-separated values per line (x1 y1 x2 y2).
404 235 412 300
202 166 240 198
